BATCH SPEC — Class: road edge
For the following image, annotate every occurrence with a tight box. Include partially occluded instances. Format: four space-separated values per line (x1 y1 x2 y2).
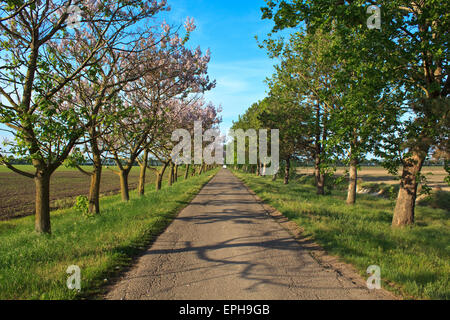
97 169 220 300
230 170 401 300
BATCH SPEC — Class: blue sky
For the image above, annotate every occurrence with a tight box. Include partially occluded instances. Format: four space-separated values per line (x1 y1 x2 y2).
0 1 278 141
164 0 278 134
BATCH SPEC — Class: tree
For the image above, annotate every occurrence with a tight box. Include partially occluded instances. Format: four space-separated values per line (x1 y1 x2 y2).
262 0 449 226
262 29 338 194
67 19 199 209
259 70 313 184
0 0 168 233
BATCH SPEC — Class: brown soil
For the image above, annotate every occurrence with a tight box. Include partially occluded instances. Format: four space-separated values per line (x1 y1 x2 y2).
0 168 173 220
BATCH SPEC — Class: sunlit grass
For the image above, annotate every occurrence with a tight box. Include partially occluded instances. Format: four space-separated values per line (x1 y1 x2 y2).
0 169 218 300
233 170 449 300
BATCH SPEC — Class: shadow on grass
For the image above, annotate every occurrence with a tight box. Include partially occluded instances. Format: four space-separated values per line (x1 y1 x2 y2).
233 170 450 300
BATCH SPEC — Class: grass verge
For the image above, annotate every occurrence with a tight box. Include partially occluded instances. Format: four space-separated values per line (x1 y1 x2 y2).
0 169 219 300
233 170 449 300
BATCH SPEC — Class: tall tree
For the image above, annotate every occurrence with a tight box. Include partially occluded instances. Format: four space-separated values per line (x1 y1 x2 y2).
262 0 449 225
0 0 168 233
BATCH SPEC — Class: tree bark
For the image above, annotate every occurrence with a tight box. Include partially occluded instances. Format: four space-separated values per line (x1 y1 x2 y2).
284 157 291 185
156 162 169 191
168 163 174 186
87 130 102 214
315 155 325 195
119 170 130 201
184 164 190 180
346 158 358 205
314 101 326 195
138 149 149 197
392 151 426 227
34 171 51 234
88 164 102 214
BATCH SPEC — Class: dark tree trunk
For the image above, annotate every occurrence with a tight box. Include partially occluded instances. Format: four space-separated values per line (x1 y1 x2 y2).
184 164 190 180
392 151 426 227
34 171 51 234
138 149 149 196
346 158 358 205
168 163 174 186
314 101 325 195
315 155 325 195
88 131 102 214
284 157 291 185
156 162 169 191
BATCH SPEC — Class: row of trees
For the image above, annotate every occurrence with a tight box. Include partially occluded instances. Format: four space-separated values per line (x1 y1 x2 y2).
234 0 449 227
0 1 221 234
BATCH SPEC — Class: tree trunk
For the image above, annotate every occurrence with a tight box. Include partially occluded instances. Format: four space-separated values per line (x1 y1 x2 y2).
88 164 102 214
392 152 426 227
272 172 277 181
346 158 358 205
184 164 190 180
35 171 51 234
138 149 149 197
88 131 102 214
168 163 174 186
284 157 291 185
315 155 325 195
314 101 325 195
174 164 178 182
119 170 130 201
156 162 169 191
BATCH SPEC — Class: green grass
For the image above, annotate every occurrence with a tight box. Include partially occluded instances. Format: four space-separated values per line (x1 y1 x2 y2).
0 169 219 300
233 170 450 300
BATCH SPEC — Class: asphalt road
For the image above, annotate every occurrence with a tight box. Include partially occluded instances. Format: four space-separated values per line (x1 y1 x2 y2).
106 169 394 300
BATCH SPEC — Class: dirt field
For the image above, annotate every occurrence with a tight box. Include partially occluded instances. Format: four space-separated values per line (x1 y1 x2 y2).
296 166 449 192
0 165 179 220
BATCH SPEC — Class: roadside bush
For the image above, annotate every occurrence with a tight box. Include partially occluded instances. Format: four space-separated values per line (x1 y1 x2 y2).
73 196 91 218
418 191 450 211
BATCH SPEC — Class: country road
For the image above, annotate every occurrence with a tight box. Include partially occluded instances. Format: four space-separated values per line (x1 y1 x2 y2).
106 169 395 300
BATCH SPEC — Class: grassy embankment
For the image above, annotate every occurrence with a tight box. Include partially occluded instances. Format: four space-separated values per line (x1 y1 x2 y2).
0 168 219 300
233 170 449 300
